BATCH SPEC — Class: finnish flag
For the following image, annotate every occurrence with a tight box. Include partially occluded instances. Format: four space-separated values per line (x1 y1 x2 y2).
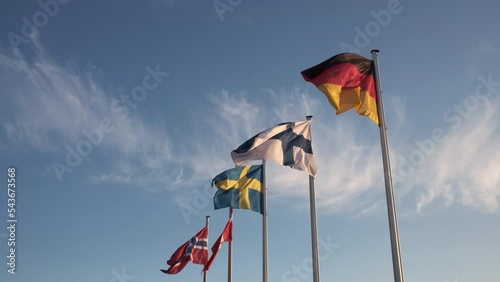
231 120 317 176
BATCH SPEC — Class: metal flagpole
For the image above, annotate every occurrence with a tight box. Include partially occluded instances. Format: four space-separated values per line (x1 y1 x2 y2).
227 207 233 282
371 49 405 282
306 115 321 282
204 216 210 282
262 160 269 282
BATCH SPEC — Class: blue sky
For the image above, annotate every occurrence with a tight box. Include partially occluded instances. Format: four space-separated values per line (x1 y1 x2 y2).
0 0 499 281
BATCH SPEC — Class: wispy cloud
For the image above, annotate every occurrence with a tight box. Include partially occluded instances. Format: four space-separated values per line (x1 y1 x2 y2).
268 119 385 215
411 99 500 213
2 41 499 215
179 87 386 216
0 43 175 188
190 87 500 215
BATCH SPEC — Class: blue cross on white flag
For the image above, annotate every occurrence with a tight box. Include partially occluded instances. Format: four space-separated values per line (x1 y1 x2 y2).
231 120 317 176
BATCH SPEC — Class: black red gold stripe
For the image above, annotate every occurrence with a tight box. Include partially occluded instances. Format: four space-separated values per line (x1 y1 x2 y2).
301 53 379 125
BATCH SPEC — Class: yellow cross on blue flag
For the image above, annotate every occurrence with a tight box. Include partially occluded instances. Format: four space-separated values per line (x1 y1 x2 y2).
212 165 263 214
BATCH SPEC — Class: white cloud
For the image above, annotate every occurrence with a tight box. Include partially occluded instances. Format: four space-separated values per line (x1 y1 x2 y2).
0 45 175 188
184 87 386 216
193 86 500 216
263 119 384 215
0 46 387 216
412 99 500 213
2 42 499 216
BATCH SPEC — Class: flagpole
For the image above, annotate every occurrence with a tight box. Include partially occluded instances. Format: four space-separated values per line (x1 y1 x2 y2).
262 160 269 282
306 116 321 282
204 216 210 282
227 207 233 282
371 49 405 282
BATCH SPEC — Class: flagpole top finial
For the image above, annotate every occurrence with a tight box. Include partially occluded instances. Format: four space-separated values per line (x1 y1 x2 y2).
371 49 380 53
306 115 313 120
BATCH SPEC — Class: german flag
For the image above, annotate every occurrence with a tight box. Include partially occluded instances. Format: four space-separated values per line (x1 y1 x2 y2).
301 53 379 125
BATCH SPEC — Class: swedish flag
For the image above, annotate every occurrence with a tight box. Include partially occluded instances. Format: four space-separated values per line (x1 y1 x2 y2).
212 165 263 214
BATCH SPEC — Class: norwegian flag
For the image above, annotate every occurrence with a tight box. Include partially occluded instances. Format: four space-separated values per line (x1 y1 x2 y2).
203 219 233 271
161 226 209 274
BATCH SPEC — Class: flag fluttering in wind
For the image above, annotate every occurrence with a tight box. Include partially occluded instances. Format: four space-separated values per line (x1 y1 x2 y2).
212 165 263 214
160 226 209 275
231 120 317 176
302 50 407 282
301 52 379 125
203 219 233 271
